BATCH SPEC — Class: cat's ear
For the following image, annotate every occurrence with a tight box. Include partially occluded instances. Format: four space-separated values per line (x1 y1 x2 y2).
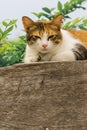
51 15 63 28
22 16 34 32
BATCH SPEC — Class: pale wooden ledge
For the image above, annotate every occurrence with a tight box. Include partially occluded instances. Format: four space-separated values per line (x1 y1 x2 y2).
0 61 87 130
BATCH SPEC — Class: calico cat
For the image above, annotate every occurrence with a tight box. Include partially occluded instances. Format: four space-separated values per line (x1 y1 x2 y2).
22 15 87 63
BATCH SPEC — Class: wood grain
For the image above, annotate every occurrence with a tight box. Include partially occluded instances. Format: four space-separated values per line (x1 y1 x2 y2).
0 61 87 130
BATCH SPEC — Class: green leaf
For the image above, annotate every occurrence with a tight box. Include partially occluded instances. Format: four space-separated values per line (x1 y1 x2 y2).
39 13 50 19
64 15 71 19
42 7 51 14
71 18 82 25
57 1 62 11
79 24 87 30
4 26 13 35
32 12 51 19
50 8 55 12
81 6 86 10
0 33 2 39
8 19 17 26
54 12 61 17
83 19 87 24
64 2 69 8
1 33 10 40
32 12 42 18
0 28 3 34
63 21 71 28
1 26 14 40
2 21 8 27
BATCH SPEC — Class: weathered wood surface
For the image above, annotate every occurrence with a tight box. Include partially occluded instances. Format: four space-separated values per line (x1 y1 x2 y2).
0 61 87 130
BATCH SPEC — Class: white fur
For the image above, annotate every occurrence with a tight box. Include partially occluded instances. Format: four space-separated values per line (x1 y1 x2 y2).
24 29 82 63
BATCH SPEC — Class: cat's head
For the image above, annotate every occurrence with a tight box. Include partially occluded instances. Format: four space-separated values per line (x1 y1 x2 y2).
22 15 63 53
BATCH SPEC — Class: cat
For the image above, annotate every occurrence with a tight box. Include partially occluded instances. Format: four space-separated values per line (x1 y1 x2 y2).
22 15 87 63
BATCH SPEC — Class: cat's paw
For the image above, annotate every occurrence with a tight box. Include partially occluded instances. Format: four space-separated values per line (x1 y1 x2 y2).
24 55 41 63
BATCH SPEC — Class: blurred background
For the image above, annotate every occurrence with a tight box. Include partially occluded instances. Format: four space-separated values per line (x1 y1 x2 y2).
0 0 87 39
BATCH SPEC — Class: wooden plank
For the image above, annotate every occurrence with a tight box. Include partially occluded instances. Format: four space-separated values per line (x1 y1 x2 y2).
0 61 87 130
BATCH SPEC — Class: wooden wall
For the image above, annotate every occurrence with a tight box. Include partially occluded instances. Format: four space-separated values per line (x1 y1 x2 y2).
0 61 87 130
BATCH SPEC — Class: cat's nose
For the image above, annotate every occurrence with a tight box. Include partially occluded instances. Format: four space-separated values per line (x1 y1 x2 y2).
42 44 48 49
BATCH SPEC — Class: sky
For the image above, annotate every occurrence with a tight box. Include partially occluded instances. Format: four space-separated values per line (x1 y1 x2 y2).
0 0 87 39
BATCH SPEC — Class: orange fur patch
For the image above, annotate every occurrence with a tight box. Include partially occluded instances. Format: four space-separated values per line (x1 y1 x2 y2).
68 30 87 48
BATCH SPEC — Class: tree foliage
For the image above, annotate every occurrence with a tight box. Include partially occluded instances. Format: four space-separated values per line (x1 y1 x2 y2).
0 19 17 42
33 0 87 29
0 36 26 67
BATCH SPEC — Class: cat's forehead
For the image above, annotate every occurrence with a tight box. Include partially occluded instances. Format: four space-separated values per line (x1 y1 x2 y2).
29 21 59 36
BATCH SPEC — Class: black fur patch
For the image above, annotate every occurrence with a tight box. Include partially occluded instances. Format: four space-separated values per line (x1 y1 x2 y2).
72 44 87 60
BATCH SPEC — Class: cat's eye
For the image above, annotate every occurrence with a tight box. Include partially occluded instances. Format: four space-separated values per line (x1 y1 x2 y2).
48 35 58 41
27 35 41 41
34 36 41 39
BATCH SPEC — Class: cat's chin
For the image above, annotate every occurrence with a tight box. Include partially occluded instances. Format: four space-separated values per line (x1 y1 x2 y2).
39 49 49 54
